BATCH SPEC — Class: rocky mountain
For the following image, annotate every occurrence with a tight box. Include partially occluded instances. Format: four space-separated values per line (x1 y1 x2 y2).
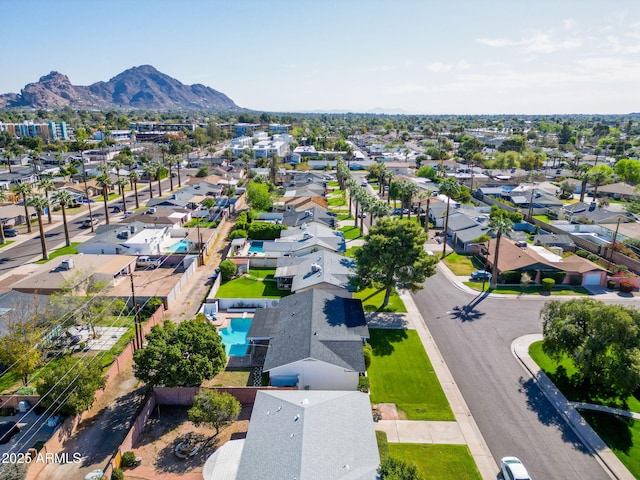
0 65 241 111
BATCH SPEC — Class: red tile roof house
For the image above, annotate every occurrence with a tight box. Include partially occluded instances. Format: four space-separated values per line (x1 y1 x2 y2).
485 238 607 287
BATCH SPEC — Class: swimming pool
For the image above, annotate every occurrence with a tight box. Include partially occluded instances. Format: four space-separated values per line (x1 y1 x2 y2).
218 317 252 356
248 241 264 253
166 239 192 253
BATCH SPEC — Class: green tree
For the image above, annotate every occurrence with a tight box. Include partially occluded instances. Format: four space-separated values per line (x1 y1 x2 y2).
37 356 107 416
587 164 614 200
219 259 237 280
13 183 33 233
133 318 226 387
0 321 43 386
614 158 640 183
246 182 272 211
488 213 513 289
0 189 7 244
352 218 438 308
416 165 437 180
188 390 241 438
437 178 461 259
27 194 50 260
128 170 141 209
96 173 113 225
51 190 74 247
541 299 640 399
37 177 56 224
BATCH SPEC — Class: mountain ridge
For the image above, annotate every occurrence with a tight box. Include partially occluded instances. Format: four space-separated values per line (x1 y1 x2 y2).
0 65 241 111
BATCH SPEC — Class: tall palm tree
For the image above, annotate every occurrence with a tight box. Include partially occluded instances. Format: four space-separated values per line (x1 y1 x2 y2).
385 171 395 204
27 195 49 260
116 178 129 211
13 183 33 233
400 181 418 221
369 199 391 228
37 178 56 224
488 215 514 289
355 188 370 231
51 190 74 247
144 163 157 199
166 155 178 191
0 189 7 245
346 178 357 218
129 170 141 209
438 178 461 259
588 165 613 201
96 173 113 225
152 161 164 197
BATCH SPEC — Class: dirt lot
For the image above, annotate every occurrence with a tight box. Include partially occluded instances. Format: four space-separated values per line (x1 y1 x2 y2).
124 404 252 480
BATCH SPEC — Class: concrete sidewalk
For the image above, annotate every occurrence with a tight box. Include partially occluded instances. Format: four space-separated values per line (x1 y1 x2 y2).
512 335 635 480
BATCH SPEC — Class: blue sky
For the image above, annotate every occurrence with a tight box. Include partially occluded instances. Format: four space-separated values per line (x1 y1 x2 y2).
2 0 640 114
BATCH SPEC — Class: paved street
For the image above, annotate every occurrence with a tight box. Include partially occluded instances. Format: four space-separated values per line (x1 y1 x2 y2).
411 268 612 480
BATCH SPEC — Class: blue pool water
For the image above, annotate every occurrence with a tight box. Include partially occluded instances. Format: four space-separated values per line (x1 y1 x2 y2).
218 317 252 356
248 241 264 253
167 239 192 253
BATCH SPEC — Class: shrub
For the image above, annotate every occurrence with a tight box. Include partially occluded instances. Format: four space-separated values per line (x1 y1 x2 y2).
378 457 422 480
568 274 583 286
247 222 287 240
363 343 373 369
541 270 567 284
620 280 635 293
358 376 369 393
576 249 589 258
541 278 555 291
121 451 137 468
607 280 616 290
587 254 600 262
111 469 125 480
228 229 247 240
498 270 521 284
219 260 237 281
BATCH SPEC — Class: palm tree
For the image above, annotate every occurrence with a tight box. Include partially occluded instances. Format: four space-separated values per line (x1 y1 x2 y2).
385 171 395 204
27 195 49 260
96 173 113 225
388 180 401 212
116 177 129 211
438 178 461 259
400 181 418 221
166 155 178 191
355 188 370 231
416 190 431 232
13 183 33 233
144 163 157 199
346 178 357 218
588 165 613 201
0 189 7 245
37 178 56 224
488 215 514 289
51 190 74 247
154 161 164 197
377 163 390 197
129 170 141 209
369 199 391 228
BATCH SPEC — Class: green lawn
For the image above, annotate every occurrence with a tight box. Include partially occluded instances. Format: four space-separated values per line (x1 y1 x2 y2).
35 243 80 264
216 269 290 298
464 282 591 295
354 287 407 313
368 329 453 421
387 444 481 480
0 241 14 249
533 215 552 223
328 180 339 187
328 196 346 207
339 225 361 240
529 341 640 477
442 253 484 275
345 246 361 258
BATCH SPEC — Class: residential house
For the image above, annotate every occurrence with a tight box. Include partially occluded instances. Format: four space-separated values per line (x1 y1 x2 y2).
0 204 36 227
533 234 575 250
281 207 336 228
593 182 640 200
12 255 136 295
247 289 369 390
445 212 490 252
120 207 191 229
562 202 635 224
274 250 354 292
485 238 607 286
78 223 172 256
202 390 380 480
281 196 328 212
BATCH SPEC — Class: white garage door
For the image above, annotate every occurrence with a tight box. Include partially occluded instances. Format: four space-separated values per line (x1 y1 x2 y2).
583 273 601 286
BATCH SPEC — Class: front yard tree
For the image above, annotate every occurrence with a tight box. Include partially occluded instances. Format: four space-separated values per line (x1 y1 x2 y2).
133 318 226 387
37 356 107 416
352 218 438 308
487 212 513 289
188 390 241 439
438 178 461 258
540 299 640 399
246 182 272 211
0 321 43 386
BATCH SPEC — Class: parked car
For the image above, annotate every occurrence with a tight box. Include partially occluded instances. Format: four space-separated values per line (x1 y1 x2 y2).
136 256 162 269
0 421 19 444
3 229 18 237
500 456 531 480
80 218 99 229
123 211 134 218
470 270 492 281
360 181 368 187
358 212 367 218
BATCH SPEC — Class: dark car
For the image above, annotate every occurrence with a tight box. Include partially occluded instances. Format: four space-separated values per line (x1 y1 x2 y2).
3 229 18 237
470 270 492 281
0 421 19 444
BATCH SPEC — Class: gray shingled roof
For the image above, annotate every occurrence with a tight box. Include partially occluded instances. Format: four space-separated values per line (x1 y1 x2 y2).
234 390 380 480
260 290 368 372
274 250 354 292
281 207 335 228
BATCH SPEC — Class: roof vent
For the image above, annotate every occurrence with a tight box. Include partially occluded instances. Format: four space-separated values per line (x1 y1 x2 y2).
311 263 322 273
60 258 74 270
294 414 300 422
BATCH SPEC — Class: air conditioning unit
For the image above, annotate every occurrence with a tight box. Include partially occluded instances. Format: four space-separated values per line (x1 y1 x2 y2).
148 207 157 214
60 258 74 270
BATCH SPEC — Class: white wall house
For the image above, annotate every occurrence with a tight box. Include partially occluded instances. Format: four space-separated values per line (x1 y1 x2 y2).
269 358 359 390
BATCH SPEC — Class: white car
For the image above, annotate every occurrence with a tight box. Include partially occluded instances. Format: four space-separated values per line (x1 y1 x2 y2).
500 457 531 480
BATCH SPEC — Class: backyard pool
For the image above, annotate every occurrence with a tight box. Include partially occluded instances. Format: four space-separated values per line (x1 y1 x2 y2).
218 317 252 356
166 239 192 253
248 241 264 253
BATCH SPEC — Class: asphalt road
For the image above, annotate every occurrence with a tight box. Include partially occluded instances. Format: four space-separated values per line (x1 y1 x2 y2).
411 271 611 480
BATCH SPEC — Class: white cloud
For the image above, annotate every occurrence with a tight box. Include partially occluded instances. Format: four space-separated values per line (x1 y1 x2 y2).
563 19 576 30
426 60 470 73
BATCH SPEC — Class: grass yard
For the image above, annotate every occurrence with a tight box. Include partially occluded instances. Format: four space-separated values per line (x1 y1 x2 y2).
328 180 339 187
464 282 591 295
339 225 361 240
387 444 481 480
368 329 453 421
328 196 346 207
533 215 552 223
204 368 258 387
354 287 407 313
35 242 80 264
0 241 14 249
442 253 484 275
216 269 290 298
529 341 640 478
345 246 361 258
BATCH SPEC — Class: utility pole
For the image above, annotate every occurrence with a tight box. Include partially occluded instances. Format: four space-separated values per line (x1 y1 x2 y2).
129 273 143 351
80 151 95 233
607 217 621 270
